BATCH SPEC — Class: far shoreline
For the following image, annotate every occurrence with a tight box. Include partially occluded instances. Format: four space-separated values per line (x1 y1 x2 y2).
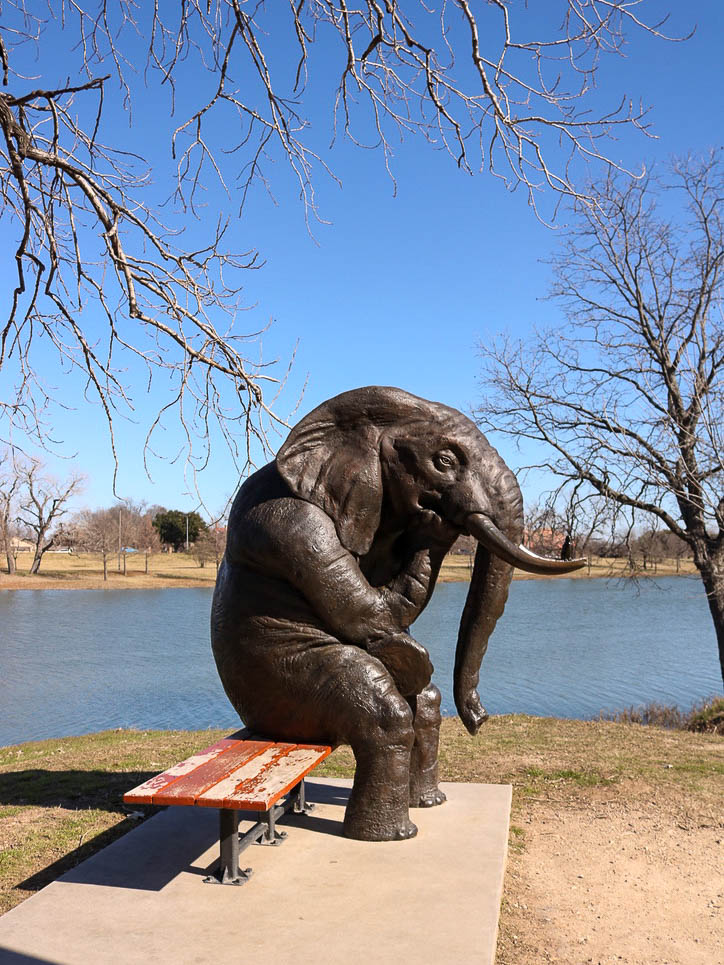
0 552 698 591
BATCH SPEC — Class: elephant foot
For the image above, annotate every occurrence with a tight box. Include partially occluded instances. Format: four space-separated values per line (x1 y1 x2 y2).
411 786 447 808
343 813 418 842
409 760 446 808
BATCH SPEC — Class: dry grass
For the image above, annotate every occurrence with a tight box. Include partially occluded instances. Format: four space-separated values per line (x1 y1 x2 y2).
0 551 698 591
1 716 720 919
0 551 218 590
0 728 228 915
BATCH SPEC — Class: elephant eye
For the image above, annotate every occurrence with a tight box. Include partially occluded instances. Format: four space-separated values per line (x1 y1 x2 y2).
433 450 457 471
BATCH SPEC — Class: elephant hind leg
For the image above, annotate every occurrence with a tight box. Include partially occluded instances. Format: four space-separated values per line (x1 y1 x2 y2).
341 659 418 842
409 683 446 808
234 640 418 842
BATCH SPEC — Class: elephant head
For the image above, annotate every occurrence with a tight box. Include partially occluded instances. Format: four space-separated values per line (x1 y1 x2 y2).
276 386 583 735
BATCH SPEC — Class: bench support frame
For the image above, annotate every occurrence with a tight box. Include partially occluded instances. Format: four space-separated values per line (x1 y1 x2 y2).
203 779 315 886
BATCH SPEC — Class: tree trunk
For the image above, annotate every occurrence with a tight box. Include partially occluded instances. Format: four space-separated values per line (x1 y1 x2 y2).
30 536 52 574
695 547 724 687
3 534 15 575
145 550 149 575
1 519 15 574
103 551 108 581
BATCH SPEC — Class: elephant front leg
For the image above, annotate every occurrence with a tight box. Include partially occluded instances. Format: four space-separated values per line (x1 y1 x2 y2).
409 683 447 808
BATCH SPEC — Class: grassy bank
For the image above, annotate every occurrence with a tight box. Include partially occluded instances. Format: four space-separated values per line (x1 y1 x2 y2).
1 716 720 934
0 550 698 590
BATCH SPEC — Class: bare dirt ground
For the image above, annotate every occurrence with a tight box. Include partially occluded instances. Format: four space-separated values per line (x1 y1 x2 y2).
498 789 722 965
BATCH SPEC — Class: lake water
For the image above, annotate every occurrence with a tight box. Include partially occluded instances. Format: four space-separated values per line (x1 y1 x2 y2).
0 577 720 747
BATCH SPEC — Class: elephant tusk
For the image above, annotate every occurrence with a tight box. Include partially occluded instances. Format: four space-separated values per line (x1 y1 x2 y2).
466 512 586 575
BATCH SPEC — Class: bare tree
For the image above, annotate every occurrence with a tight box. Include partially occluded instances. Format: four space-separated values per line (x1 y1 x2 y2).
524 502 568 557
135 507 163 575
1 2 680 485
525 488 609 563
192 517 228 572
117 501 161 575
15 462 84 574
192 530 214 570
477 152 724 682
73 507 119 581
0 455 20 574
656 530 692 572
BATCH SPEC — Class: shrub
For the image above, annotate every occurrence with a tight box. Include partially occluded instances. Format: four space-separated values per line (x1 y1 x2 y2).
601 696 723 734
686 696 724 735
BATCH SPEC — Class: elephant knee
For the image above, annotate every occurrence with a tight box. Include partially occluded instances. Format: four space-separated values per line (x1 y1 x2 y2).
381 695 415 749
414 682 442 724
352 688 414 754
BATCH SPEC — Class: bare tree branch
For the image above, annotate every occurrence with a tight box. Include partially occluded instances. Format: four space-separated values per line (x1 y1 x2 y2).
476 151 724 682
1 2 684 491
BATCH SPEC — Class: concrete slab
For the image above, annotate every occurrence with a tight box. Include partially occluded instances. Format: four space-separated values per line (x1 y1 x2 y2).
0 779 511 965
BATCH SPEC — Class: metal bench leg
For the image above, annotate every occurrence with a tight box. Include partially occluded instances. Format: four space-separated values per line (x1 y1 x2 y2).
260 800 288 845
204 808 252 886
202 780 316 884
258 779 314 844
292 778 315 814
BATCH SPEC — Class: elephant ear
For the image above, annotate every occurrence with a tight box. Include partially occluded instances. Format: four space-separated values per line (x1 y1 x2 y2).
276 386 432 556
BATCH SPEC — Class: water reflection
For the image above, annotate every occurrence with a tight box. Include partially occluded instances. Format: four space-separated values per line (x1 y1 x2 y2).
0 577 719 746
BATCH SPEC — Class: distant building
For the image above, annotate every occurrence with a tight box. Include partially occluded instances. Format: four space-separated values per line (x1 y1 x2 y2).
523 527 567 555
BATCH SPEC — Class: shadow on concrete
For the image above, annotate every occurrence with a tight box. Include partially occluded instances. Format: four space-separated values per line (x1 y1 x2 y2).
0 948 62 964
305 780 350 808
14 818 148 896
4 767 162 897
16 781 353 895
55 807 221 893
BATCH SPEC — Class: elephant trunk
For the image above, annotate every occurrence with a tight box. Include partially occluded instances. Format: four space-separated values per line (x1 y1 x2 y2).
453 542 513 735
453 485 585 737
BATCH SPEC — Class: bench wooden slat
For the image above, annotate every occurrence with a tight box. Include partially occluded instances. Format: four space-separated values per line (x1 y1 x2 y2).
195 743 297 809
222 745 332 811
148 740 274 806
123 730 249 805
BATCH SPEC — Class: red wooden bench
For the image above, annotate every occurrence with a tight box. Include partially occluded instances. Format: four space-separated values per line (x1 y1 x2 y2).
124 730 333 885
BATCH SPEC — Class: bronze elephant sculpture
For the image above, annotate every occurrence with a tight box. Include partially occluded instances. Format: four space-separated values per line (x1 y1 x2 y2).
211 387 582 841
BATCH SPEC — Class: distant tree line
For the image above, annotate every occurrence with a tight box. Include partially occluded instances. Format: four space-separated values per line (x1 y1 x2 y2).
65 502 163 580
0 453 226 578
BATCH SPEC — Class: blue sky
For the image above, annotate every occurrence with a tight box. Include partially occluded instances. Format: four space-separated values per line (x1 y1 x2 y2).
3 1 722 518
